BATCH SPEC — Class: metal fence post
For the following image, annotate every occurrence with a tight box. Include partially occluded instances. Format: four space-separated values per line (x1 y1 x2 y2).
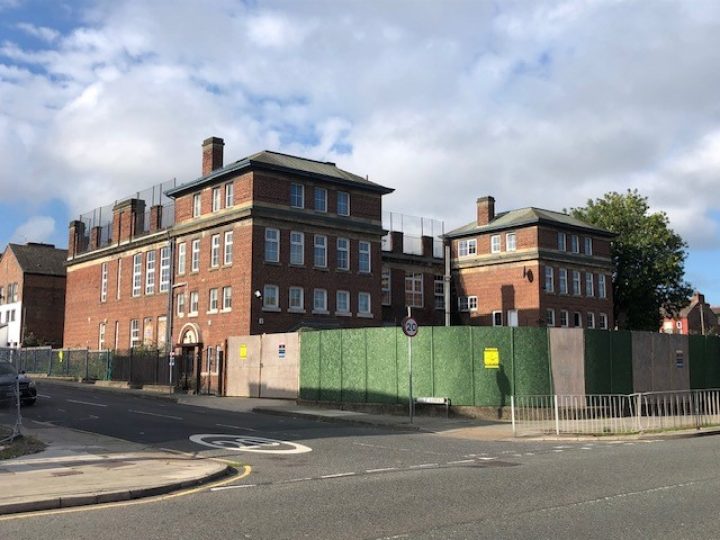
554 394 560 436
511 395 516 436
636 393 642 433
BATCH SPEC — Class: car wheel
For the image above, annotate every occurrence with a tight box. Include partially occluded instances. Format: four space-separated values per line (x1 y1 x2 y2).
22 398 36 406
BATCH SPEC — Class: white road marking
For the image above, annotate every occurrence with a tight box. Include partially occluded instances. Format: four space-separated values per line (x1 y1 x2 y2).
447 459 475 465
478 457 497 461
320 472 356 479
215 423 257 432
129 409 183 420
409 463 438 469
67 399 108 407
37 394 51 398
210 484 257 492
88 415 99 420
287 477 313 483
366 467 398 473
190 434 312 454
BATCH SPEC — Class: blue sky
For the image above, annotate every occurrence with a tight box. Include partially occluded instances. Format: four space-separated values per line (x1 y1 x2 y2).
1 0 719 304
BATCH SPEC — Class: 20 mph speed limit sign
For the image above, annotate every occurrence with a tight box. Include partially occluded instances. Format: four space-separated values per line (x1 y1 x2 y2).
402 316 418 337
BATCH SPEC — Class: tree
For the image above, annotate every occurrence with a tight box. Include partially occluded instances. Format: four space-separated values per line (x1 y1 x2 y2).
570 189 692 331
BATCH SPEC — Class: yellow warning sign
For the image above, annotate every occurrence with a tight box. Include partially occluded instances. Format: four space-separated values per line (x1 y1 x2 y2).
240 344 247 360
483 348 499 369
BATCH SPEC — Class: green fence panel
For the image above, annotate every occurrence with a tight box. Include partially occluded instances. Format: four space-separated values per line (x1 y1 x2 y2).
706 336 720 389
609 331 633 395
299 331 321 400
319 331 343 402
689 335 707 389
395 327 434 403
513 328 551 396
584 330 612 395
471 327 513 407
431 327 474 406
366 327 399 403
341 329 367 403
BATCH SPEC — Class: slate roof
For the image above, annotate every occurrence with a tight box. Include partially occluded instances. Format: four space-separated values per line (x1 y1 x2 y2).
166 150 393 197
445 207 615 239
8 243 67 277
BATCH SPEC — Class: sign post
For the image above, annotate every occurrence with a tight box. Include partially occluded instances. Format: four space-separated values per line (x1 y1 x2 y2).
401 313 419 423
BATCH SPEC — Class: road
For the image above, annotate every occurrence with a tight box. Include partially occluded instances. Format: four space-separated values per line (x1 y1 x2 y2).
2 381 720 539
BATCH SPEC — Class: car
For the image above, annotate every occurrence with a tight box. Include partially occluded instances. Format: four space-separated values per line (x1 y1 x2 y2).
0 361 37 406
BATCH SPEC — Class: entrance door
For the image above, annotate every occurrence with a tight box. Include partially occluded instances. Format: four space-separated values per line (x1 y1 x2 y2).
179 346 198 392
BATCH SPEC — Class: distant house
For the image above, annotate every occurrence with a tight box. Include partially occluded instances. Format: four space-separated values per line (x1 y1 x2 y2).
445 196 616 329
660 292 719 335
0 243 67 348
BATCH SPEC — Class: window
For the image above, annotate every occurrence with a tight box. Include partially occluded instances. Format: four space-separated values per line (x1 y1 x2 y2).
337 238 349 270
587 312 596 329
132 253 142 297
570 235 579 253
558 232 566 251
208 288 218 312
177 242 186 275
212 187 222 212
359 241 371 273
507 309 519 327
225 182 234 208
98 322 106 350
559 268 568 295
176 293 185 316
405 272 424 308
336 290 350 314
491 234 501 253
143 317 153 346
160 246 170 292
284 231 302 266
585 273 594 297
222 287 232 310
314 187 327 212
193 193 202 217
599 313 608 330
434 276 444 310
337 191 350 216
145 251 156 294
157 316 167 348
458 296 478 312
191 239 200 272
598 274 607 298
358 292 371 316
10 283 18 302
546 309 555 327
290 183 304 208
584 237 593 255
381 267 391 305
559 310 569 327
265 228 279 263
130 320 140 348
100 263 108 302
492 311 503 326
210 234 220 268
289 287 304 312
314 235 327 268
313 289 328 313
572 271 581 296
263 285 279 309
544 267 554 293
458 239 477 257
573 312 582 327
116 259 122 299
224 231 233 265
506 233 516 252
0 286 4 304
189 291 199 315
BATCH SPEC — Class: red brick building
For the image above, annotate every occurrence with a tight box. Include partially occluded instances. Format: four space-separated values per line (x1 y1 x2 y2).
0 243 67 347
64 138 393 366
446 196 615 329
660 292 719 335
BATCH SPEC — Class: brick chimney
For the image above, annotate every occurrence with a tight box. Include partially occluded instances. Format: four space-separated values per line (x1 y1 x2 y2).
476 196 495 226
202 136 224 176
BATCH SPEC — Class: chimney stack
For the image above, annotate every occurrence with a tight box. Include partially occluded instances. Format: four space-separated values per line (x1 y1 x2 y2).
202 136 225 176
476 196 495 226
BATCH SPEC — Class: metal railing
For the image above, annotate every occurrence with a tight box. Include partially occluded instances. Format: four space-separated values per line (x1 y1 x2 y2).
511 389 720 436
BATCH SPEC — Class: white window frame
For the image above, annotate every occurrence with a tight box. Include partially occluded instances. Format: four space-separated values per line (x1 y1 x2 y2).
313 289 328 314
558 232 566 251
130 319 140 348
560 310 569 327
434 276 445 310
116 259 122 300
314 186 327 212
381 267 391 306
222 286 232 310
490 234 501 253
458 296 478 312
336 290 350 315
458 239 477 257
98 322 106 350
289 286 305 312
546 309 555 327
176 293 185 316
145 250 156 295
359 241 371 273
212 187 222 212
599 313 608 330
191 239 200 272
357 292 372 317
224 231 233 265
492 310 503 326
506 232 517 252
160 246 170 292
572 270 581 296
585 273 594 297
584 237 593 256
189 291 199 315
225 182 234 208
193 193 202 218
558 268 568 294
208 288 219 313
573 312 582 327
100 262 108 302
545 266 554 293
177 242 186 275
599 274 607 298
290 231 304 266
263 285 279 310
265 228 280 263
132 253 142 297
337 237 349 270
290 183 304 208
587 312 596 329
405 272 424 308
314 234 327 268
337 191 350 216
210 234 220 268
570 234 580 253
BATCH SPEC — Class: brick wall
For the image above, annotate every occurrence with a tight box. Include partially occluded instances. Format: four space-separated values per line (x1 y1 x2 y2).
22 274 66 346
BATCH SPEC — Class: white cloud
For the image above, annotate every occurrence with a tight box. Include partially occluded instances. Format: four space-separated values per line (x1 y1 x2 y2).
11 216 55 244
16 22 60 43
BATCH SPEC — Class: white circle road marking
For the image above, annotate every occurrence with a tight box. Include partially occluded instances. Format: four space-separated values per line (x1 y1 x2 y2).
189 434 312 454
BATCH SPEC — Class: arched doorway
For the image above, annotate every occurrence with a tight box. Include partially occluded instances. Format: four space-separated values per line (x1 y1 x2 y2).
177 324 202 393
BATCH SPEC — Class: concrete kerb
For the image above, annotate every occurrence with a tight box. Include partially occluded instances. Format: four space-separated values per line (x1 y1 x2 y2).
34 377 180 404
252 406 423 432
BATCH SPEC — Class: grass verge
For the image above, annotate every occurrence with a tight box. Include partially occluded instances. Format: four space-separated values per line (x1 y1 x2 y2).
0 424 46 460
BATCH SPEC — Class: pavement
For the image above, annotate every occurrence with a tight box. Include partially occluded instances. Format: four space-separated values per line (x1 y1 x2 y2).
2 379 719 517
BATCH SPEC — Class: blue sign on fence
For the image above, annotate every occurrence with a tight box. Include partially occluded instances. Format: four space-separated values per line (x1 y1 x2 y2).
279 344 286 359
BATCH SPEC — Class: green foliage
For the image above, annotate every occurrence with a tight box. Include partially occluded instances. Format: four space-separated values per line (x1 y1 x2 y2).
571 189 692 331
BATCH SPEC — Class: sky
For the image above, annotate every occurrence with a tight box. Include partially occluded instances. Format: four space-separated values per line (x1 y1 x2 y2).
1 0 719 303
